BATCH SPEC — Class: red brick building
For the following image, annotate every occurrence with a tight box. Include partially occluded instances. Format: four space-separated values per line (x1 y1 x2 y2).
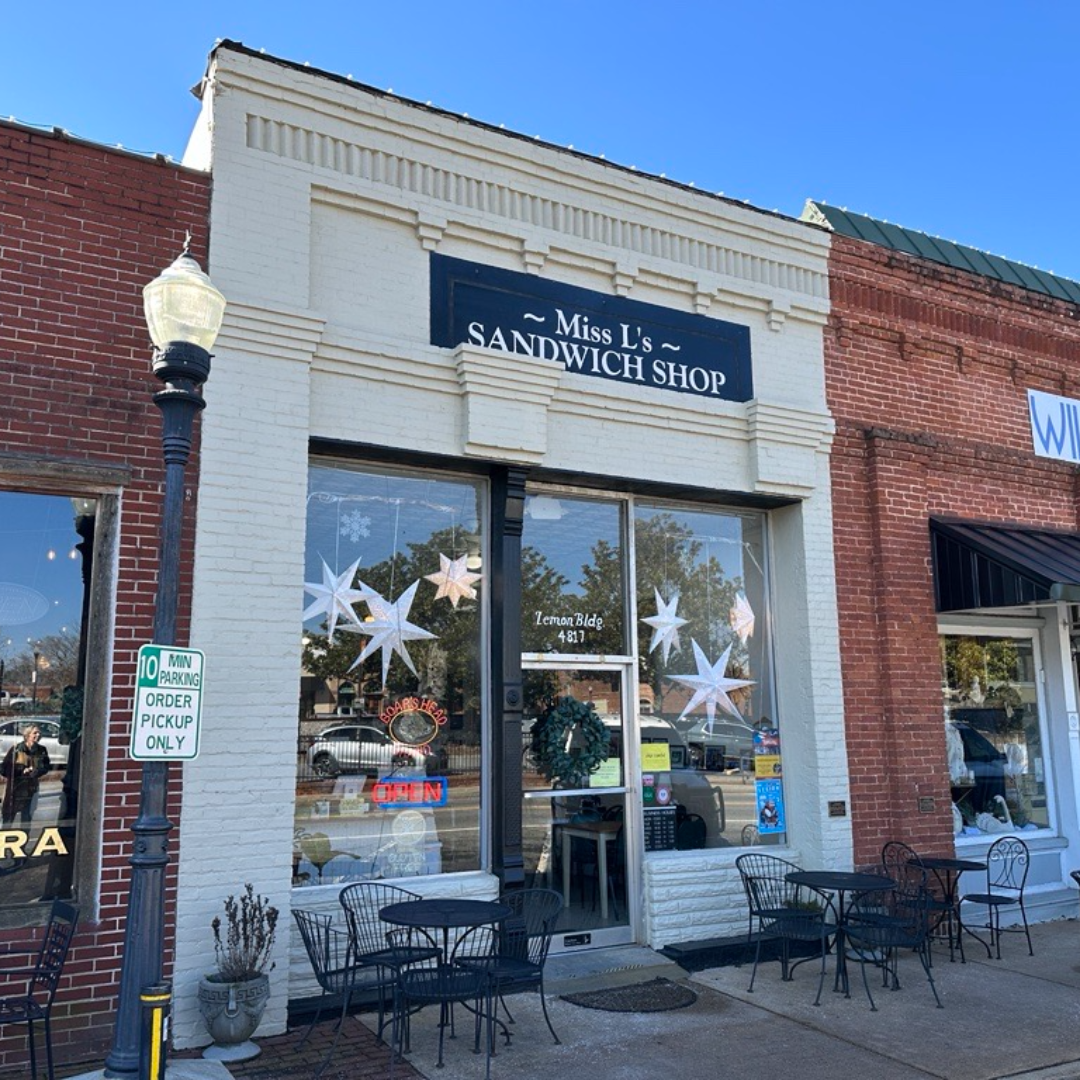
808 200 1080 916
0 120 209 1073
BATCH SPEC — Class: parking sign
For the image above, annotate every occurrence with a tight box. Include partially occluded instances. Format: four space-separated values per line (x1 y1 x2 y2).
131 644 204 761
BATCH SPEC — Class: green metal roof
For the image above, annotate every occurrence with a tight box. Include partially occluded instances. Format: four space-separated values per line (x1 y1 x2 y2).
803 201 1080 305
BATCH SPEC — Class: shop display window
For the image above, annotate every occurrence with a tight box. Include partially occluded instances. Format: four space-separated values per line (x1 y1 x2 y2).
0 491 92 911
941 634 1049 835
296 462 484 886
633 503 779 848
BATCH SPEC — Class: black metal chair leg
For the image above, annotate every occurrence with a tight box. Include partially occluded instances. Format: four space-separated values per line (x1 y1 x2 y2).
538 982 561 1044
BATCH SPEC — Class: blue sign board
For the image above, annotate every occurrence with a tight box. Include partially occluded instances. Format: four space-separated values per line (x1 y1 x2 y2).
755 778 786 835
431 254 753 402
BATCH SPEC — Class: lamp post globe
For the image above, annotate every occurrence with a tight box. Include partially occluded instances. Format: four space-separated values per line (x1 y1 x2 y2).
105 246 225 1080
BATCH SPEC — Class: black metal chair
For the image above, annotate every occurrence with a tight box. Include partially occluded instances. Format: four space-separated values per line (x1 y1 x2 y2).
844 865 943 1011
338 881 440 1039
387 926 496 1080
293 908 376 1078
960 835 1034 959
734 853 837 1004
457 887 562 1047
881 841 952 961
0 899 79 1080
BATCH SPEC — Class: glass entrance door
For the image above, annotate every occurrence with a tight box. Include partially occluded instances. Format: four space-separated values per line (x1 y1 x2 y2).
521 664 634 948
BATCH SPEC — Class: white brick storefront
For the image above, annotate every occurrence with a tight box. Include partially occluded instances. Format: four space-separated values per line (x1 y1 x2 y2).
173 43 842 1046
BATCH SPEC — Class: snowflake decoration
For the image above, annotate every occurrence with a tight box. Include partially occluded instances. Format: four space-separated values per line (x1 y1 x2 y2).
340 510 371 543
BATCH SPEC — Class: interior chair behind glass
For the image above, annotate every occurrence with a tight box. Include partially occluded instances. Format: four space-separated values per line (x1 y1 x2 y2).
960 835 1034 959
734 853 836 1005
0 899 79 1080
844 866 942 1011
338 881 440 1039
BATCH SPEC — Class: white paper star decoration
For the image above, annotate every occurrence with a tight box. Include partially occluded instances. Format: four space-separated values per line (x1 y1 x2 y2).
642 588 688 664
729 592 755 644
302 557 373 642
347 580 437 682
670 640 755 732
425 553 482 608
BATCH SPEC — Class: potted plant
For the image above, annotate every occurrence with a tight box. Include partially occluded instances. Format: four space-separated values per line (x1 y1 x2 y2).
197 883 279 1062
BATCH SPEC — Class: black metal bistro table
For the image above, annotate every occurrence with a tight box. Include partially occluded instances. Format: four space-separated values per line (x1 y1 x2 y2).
785 870 894 996
914 856 987 962
380 898 513 961
380 898 513 1078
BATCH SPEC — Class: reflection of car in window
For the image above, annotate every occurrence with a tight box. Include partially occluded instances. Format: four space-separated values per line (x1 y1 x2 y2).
304 723 447 779
950 718 1007 814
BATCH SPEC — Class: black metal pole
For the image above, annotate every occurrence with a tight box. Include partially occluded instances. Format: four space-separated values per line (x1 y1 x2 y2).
104 342 209 1079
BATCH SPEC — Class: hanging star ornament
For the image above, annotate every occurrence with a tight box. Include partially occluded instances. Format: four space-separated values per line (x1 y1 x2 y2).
302 557 374 641
642 588 688 664
347 580 437 683
670 640 756 732
729 592 755 644
425 553 482 608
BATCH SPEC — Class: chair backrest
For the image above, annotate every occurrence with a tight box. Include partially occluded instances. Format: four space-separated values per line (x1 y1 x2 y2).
740 824 760 847
987 835 1029 897
848 866 932 945
675 813 707 850
339 882 421 956
498 888 562 966
293 908 351 991
735 853 805 916
30 900 79 1006
881 840 919 877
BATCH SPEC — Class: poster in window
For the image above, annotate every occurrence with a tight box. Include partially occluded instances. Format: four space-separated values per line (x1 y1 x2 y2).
755 778 785 834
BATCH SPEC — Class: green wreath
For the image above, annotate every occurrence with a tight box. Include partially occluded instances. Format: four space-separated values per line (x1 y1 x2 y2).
530 696 610 787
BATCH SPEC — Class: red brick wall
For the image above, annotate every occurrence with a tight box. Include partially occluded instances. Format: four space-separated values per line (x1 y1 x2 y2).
0 121 209 1072
826 233 1080 865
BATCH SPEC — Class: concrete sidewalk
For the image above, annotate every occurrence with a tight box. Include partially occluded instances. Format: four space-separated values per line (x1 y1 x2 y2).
60 918 1080 1080
369 918 1080 1080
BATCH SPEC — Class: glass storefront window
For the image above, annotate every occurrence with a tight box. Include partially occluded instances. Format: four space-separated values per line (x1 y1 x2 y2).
0 490 90 908
633 503 778 847
296 462 484 885
941 634 1049 834
521 494 625 656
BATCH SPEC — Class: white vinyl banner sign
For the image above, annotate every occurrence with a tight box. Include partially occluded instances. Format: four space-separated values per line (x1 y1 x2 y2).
131 644 204 760
1029 388 1080 465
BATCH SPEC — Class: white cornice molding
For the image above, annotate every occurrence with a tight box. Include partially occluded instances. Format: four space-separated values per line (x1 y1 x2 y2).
213 56 829 310
214 301 327 364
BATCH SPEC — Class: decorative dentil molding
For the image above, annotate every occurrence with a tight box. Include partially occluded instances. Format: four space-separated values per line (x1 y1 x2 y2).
244 113 829 307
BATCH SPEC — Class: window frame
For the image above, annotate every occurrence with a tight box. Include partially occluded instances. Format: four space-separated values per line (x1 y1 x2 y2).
939 620 1056 842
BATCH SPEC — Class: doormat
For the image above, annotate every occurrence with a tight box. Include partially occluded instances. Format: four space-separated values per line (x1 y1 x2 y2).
561 977 697 1012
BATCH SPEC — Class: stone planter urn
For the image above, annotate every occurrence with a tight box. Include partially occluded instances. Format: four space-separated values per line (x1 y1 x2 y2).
197 972 270 1061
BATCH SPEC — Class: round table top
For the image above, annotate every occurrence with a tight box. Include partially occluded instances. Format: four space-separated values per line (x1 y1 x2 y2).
786 870 893 892
914 856 986 873
380 898 513 930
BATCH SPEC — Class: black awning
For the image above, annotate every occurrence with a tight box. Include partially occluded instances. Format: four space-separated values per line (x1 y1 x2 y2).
931 518 1080 612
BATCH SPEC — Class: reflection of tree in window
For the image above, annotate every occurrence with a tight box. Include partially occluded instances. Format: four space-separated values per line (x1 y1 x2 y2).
629 512 747 724
302 525 481 716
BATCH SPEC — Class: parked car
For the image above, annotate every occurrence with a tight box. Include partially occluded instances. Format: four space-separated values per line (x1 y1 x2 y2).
0 716 67 769
304 723 447 779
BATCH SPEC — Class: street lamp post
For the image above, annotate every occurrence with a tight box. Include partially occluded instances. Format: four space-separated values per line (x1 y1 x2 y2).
104 245 225 1080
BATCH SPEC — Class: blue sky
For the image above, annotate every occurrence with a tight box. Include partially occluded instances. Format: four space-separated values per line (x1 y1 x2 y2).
4 2 1080 280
